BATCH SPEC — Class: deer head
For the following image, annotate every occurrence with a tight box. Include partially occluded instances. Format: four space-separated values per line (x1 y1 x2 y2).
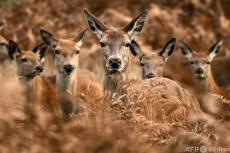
83 9 148 75
8 40 44 79
130 38 176 79
180 39 222 80
40 29 87 77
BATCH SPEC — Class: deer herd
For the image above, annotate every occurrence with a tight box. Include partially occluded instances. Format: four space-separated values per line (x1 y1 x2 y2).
0 9 229 121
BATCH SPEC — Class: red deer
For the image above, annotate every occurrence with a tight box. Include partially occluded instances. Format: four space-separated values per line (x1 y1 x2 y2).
40 29 103 117
83 9 200 122
8 40 60 116
130 38 176 79
179 40 230 100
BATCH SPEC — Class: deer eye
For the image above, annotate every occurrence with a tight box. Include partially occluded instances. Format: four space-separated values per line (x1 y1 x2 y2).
75 50 80 54
206 61 211 64
125 43 131 48
22 58 27 62
190 61 194 64
100 42 106 48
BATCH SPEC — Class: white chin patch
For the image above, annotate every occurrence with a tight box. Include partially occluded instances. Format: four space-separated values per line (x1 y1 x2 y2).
197 74 205 78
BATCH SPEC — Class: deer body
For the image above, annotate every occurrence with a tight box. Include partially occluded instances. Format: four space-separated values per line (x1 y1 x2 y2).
84 9 199 122
40 29 103 116
180 40 230 119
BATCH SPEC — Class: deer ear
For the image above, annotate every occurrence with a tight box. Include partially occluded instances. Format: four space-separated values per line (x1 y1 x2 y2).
208 39 222 61
123 10 148 40
33 42 47 61
159 38 176 60
40 29 57 46
8 40 21 60
75 28 88 47
83 9 106 39
179 41 193 59
129 40 142 57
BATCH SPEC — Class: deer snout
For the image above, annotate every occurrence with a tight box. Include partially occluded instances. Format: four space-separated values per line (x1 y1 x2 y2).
144 72 155 79
196 67 204 74
108 58 122 69
35 65 43 75
63 64 74 74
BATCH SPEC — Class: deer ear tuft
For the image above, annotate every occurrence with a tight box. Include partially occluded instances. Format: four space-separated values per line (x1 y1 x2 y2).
123 10 148 40
83 9 106 39
40 29 57 46
179 41 193 59
159 38 176 60
33 42 48 60
208 39 222 61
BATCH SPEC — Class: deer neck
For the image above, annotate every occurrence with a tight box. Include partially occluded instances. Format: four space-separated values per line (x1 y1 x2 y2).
56 70 77 97
19 76 43 106
207 66 219 93
103 61 130 95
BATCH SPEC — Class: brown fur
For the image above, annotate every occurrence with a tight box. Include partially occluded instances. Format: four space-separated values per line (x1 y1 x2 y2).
125 78 200 122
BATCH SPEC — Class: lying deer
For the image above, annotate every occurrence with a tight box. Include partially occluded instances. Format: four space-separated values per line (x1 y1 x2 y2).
83 9 200 122
179 40 230 99
129 38 176 79
40 29 103 117
8 40 60 116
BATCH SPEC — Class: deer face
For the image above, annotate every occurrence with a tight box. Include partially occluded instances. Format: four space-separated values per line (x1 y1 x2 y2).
99 29 130 74
180 40 222 80
40 29 86 76
130 38 176 79
83 9 148 74
8 40 44 78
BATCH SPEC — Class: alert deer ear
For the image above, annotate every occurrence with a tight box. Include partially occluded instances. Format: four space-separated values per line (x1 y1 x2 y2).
179 41 193 60
83 9 106 39
130 40 142 57
75 28 88 47
123 10 148 40
159 38 176 61
40 29 57 47
8 40 21 60
33 42 47 61
208 39 222 61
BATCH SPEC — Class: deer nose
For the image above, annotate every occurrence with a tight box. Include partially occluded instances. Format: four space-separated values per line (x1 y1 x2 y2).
145 72 155 79
35 65 43 74
63 64 74 74
109 58 122 69
196 68 204 74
